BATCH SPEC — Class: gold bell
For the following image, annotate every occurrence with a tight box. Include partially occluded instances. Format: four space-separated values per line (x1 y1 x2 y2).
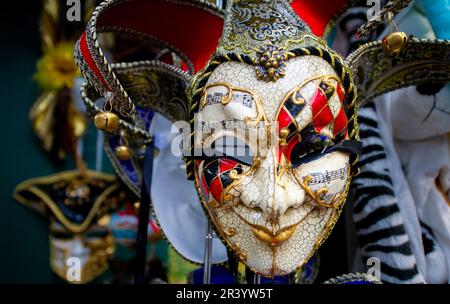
382 32 408 54
94 111 119 132
280 127 290 139
115 145 132 160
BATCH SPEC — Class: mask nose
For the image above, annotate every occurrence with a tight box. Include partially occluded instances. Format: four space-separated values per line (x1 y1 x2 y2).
239 148 305 222
271 173 305 217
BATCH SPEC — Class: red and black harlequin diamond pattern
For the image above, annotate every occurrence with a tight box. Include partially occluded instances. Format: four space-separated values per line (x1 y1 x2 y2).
198 159 243 204
276 80 348 164
311 81 347 136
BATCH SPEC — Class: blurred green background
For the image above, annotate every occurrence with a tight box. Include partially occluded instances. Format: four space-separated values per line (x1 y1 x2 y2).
0 2 180 283
0 1 57 283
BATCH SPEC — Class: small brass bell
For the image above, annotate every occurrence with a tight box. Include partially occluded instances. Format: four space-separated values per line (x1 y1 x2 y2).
280 127 290 139
115 145 132 160
94 111 119 132
382 32 408 54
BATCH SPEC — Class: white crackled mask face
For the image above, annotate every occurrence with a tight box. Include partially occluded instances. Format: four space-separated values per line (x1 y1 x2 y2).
193 55 358 277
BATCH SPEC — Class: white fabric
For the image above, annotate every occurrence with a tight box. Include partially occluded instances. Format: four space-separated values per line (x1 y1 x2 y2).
376 87 450 283
373 2 450 283
149 113 228 264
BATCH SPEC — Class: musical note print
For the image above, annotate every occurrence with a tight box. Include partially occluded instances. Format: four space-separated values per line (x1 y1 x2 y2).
307 167 346 186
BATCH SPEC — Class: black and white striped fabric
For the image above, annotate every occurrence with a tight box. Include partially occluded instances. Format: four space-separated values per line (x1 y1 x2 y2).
353 104 422 283
353 104 445 283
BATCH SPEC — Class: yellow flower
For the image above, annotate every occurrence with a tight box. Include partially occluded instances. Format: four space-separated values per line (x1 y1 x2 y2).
35 42 80 91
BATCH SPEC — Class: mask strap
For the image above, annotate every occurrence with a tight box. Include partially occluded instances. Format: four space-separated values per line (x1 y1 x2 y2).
203 221 213 284
134 140 154 284
328 139 362 156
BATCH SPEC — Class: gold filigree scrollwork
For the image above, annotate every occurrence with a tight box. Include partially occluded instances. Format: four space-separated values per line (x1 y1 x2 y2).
201 82 233 108
201 83 267 127
291 171 344 210
224 227 236 237
232 243 247 262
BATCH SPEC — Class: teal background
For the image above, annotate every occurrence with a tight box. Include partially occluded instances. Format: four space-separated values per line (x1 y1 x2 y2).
0 2 57 283
0 2 168 283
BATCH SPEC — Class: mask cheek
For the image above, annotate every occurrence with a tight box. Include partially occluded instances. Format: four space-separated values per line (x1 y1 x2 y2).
294 151 350 207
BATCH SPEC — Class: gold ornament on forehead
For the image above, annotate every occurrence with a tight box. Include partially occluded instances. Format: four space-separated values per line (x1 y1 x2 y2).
254 44 288 81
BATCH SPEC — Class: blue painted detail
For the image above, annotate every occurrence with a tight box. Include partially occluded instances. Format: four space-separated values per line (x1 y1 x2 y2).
106 107 155 190
107 134 140 187
192 266 236 284
135 105 154 131
260 275 290 284
344 281 375 284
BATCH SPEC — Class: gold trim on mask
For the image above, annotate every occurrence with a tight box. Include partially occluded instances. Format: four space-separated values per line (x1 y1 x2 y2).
274 74 344 141
201 82 268 127
291 170 346 209
14 170 120 234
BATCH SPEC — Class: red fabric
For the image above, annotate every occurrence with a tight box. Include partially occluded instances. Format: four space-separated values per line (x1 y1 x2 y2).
79 32 110 90
290 0 351 37
97 0 223 72
148 220 160 234
311 89 333 132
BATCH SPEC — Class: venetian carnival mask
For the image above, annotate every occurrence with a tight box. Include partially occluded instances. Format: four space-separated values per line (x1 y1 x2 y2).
14 170 127 283
49 220 114 283
192 44 360 276
75 0 450 278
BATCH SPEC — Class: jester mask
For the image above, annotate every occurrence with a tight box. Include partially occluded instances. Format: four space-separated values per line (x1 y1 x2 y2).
76 0 450 277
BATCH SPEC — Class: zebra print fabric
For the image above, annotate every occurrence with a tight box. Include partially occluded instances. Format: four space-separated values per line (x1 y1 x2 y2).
352 103 444 283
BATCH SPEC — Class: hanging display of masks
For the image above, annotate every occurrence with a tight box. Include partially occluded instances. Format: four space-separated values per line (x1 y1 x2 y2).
14 170 128 283
74 0 450 279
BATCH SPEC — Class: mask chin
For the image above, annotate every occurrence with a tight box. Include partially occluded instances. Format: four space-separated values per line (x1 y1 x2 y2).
49 222 114 284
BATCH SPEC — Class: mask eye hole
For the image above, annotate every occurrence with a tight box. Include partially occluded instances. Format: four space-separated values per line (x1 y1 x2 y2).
85 230 109 239
289 133 334 167
51 231 73 239
198 135 254 166
290 138 362 168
